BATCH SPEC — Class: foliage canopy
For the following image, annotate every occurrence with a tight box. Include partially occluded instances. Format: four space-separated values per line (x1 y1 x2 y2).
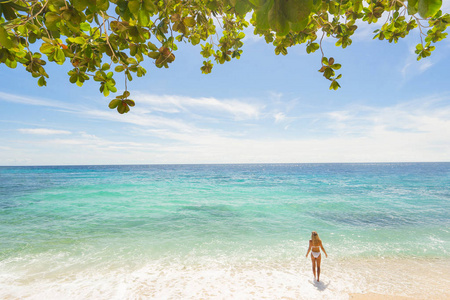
0 0 448 113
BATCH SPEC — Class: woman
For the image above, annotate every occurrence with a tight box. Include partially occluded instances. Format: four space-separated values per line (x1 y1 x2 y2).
305 231 328 282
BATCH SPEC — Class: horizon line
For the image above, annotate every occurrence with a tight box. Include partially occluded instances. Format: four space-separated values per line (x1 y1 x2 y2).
1 161 449 168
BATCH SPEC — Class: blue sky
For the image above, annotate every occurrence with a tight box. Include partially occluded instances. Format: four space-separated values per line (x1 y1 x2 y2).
1 9 450 166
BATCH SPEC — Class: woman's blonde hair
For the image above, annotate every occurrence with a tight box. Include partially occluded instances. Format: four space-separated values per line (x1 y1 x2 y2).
311 231 321 246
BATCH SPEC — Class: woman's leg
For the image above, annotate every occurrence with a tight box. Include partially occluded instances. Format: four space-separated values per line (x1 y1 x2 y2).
310 255 317 280
316 254 322 282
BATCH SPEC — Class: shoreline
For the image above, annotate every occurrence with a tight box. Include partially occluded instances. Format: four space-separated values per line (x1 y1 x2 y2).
1 256 449 299
349 293 450 300
349 294 413 300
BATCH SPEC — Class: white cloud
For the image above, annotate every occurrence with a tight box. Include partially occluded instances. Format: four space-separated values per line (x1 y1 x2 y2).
1 91 449 165
83 108 205 135
419 60 433 72
268 91 283 102
115 95 449 163
327 111 352 122
320 95 450 137
274 112 286 123
134 93 262 120
15 131 161 154
0 92 73 110
400 44 436 80
18 128 72 135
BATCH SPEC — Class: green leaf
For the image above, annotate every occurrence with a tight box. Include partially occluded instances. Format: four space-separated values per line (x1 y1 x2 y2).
103 87 110 97
8 1 29 12
69 73 78 83
117 101 129 114
126 57 137 64
235 0 252 16
73 0 89 11
54 48 65 64
354 0 363 13
183 17 196 27
282 0 312 24
324 67 334 78
123 90 130 98
80 22 90 31
331 63 341 70
290 17 309 32
147 42 158 51
138 9 150 26
130 43 138 56
418 0 442 18
2 3 17 20
407 0 418 15
40 43 54 54
137 66 146 77
38 76 47 87
201 60 213 74
191 35 200 45
255 0 274 31
269 0 290 36
5 58 17 68
148 52 159 59
109 99 121 109
45 12 61 31
0 26 13 49
143 0 156 12
330 80 340 90
125 99 135 106
274 45 287 55
73 37 85 44
128 0 140 15
96 0 110 11
94 71 106 81
115 65 125 72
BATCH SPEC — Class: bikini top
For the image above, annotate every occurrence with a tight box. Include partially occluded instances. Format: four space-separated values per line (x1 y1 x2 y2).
310 242 320 248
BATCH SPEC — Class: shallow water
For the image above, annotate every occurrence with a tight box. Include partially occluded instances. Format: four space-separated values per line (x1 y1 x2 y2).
1 163 449 298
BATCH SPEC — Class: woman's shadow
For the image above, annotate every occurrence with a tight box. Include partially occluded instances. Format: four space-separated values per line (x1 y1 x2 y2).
308 280 330 291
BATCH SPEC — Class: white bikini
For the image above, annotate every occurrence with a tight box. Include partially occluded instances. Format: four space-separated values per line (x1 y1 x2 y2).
310 242 321 258
311 251 321 258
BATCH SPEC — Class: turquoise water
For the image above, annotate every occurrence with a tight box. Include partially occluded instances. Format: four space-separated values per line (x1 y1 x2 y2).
1 163 449 298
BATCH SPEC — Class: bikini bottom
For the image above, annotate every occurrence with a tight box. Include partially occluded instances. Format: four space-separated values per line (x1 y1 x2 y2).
311 251 321 258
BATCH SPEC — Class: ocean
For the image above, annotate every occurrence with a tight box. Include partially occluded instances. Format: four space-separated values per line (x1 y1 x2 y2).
1 163 449 299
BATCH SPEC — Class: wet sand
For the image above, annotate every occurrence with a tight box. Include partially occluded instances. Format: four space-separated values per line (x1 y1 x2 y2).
350 293 413 299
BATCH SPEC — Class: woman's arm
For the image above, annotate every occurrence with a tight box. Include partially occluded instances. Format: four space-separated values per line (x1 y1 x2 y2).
305 240 311 257
320 241 328 258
